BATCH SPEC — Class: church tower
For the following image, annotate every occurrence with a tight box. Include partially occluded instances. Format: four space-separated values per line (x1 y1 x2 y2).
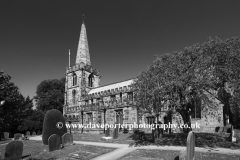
63 15 101 117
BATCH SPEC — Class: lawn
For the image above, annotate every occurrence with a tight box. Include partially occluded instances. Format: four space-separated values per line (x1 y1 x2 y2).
0 140 115 160
73 131 240 149
118 149 240 160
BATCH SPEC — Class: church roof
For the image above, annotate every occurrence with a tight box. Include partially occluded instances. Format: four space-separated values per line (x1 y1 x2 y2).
88 78 135 94
76 14 91 65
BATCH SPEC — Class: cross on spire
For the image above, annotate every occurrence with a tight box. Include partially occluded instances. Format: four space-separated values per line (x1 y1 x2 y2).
82 14 86 23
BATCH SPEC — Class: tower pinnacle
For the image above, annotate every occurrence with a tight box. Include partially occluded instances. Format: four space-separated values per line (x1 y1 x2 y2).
82 14 85 23
76 14 90 65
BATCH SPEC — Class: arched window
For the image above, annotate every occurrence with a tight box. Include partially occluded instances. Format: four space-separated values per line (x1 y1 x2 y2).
73 73 77 86
72 90 76 104
127 92 133 100
88 73 94 87
120 92 122 102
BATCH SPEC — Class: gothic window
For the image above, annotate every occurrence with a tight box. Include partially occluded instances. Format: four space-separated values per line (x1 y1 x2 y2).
127 92 133 100
87 113 93 124
73 73 77 86
88 73 94 87
120 92 122 102
97 98 100 102
191 98 201 119
72 90 76 104
97 111 102 124
111 95 116 101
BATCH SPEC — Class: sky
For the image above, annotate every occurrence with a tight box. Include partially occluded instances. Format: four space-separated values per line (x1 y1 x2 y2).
1 0 240 104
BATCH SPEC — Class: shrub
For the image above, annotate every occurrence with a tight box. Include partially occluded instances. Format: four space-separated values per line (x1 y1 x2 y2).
42 109 67 145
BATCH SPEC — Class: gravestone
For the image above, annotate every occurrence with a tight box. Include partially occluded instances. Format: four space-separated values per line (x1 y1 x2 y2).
4 132 9 140
14 133 22 140
105 127 110 137
113 124 119 139
37 130 42 135
232 130 236 143
177 131 195 160
48 134 61 152
62 133 73 147
26 131 30 137
4 141 23 160
32 131 36 136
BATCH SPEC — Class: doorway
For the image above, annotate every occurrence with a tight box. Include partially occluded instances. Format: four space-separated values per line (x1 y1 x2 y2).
115 109 123 130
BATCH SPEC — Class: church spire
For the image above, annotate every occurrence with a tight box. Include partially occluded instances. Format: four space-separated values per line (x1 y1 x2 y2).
76 14 91 65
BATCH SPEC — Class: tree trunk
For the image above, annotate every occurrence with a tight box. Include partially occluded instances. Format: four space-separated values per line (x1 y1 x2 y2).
177 108 191 134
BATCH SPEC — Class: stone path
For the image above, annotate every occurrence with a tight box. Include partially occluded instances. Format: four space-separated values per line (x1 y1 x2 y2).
29 136 240 160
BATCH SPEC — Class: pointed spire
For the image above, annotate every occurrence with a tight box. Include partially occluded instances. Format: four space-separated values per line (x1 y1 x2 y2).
76 14 91 65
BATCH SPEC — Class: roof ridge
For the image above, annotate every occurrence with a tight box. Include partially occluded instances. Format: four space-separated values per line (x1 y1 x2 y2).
89 77 136 90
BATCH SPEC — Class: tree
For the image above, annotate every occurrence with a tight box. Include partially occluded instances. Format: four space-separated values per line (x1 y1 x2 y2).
0 70 34 137
195 37 240 126
18 109 44 132
134 36 240 133
35 78 65 113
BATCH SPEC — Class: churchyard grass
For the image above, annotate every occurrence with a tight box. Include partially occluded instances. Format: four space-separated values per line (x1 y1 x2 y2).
0 139 12 145
129 131 240 149
0 140 115 160
118 149 240 160
72 132 135 144
72 130 240 149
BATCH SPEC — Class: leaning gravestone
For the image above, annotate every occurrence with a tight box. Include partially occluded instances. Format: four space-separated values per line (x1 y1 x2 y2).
14 133 22 140
4 132 9 140
42 109 67 145
32 131 36 136
48 134 61 152
4 141 23 160
62 133 73 147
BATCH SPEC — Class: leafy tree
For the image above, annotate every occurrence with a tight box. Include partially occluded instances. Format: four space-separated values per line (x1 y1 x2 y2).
195 37 240 126
134 37 240 133
18 109 44 132
0 70 33 137
35 78 65 113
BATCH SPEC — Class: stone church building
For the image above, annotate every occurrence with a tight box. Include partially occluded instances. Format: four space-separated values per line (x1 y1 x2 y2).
63 18 224 133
